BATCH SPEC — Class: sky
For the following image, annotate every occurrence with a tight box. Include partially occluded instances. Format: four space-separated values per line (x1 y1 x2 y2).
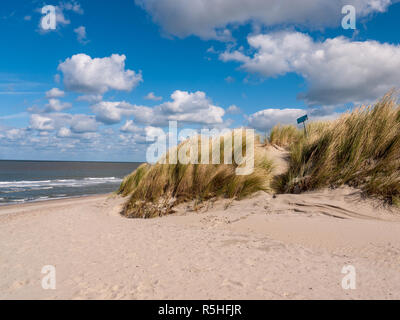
0 0 400 161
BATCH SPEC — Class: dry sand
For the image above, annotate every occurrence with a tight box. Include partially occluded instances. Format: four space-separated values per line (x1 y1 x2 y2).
1 187 400 300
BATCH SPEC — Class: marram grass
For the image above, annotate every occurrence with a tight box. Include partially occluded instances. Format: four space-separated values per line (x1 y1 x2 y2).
269 124 303 147
276 93 400 205
119 130 275 218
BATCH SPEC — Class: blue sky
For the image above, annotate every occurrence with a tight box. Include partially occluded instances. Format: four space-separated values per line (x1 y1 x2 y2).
0 0 400 161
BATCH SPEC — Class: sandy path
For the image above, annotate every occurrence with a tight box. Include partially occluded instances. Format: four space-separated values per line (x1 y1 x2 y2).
0 189 400 300
265 144 290 175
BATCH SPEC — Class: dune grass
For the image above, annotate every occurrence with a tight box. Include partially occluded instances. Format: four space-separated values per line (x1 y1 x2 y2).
119 130 275 218
269 124 303 147
276 93 400 204
269 121 332 148
118 163 151 197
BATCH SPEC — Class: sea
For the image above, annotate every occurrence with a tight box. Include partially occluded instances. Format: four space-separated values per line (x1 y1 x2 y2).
0 160 142 205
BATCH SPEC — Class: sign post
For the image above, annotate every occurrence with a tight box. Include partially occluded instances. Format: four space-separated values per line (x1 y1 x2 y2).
297 115 308 136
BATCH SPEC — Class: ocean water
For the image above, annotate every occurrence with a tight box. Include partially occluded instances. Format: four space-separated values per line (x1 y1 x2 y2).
0 160 141 205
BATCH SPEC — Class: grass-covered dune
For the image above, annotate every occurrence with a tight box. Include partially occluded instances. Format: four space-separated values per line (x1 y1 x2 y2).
119 130 275 218
119 92 400 218
275 93 400 205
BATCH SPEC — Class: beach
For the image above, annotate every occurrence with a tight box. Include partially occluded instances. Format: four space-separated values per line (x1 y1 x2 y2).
1 188 400 300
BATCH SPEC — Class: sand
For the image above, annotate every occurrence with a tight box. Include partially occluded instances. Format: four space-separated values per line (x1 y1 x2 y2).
1 187 400 300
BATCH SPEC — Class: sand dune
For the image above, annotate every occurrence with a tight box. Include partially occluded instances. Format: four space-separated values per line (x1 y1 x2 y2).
1 187 400 300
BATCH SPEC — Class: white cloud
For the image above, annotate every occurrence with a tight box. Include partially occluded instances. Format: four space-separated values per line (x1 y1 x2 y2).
44 99 72 112
5 128 26 141
45 88 65 98
30 114 55 131
221 31 400 106
0 119 149 161
118 132 148 145
144 92 162 101
58 54 142 94
134 90 225 125
70 114 98 133
135 0 394 39
248 108 305 131
120 120 143 133
248 106 342 131
145 126 166 140
74 26 88 44
91 101 135 124
119 120 150 144
29 112 99 135
92 90 225 126
57 127 72 138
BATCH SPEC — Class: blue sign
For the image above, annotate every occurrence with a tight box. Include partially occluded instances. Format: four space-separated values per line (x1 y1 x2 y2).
297 115 308 124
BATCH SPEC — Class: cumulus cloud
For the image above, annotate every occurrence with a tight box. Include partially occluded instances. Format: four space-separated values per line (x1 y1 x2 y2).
91 90 225 126
135 0 394 39
221 31 400 106
44 99 72 112
91 101 135 124
29 112 98 135
119 120 151 144
30 114 55 131
45 88 65 98
134 90 225 126
70 114 98 133
120 120 143 133
58 54 142 94
144 92 163 101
